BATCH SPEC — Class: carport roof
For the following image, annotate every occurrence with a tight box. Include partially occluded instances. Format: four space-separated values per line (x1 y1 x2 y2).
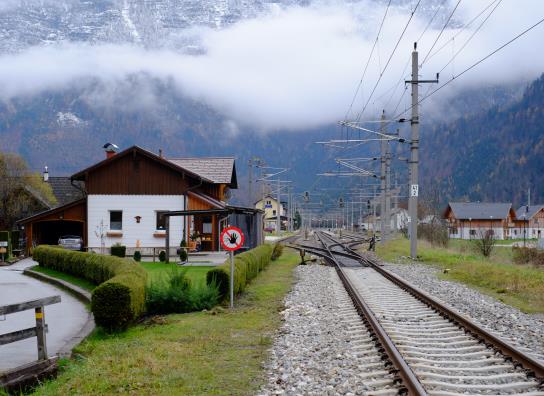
18 198 86 224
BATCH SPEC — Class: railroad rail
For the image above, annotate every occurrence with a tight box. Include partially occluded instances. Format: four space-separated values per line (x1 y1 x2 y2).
305 231 544 395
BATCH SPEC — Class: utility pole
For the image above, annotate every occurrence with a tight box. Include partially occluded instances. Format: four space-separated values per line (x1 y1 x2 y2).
248 158 253 207
405 42 438 259
385 139 392 239
276 178 281 234
380 111 387 244
287 186 292 232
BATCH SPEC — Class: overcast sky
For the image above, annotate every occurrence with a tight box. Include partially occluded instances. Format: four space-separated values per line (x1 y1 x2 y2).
0 0 543 130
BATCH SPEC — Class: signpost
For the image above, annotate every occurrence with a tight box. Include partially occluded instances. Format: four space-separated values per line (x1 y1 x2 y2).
220 226 245 309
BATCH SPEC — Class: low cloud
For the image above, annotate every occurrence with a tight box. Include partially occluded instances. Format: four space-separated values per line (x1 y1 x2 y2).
0 0 543 130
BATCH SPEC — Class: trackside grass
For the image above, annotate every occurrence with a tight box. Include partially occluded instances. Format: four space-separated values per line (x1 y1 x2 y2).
31 249 300 396
375 238 544 313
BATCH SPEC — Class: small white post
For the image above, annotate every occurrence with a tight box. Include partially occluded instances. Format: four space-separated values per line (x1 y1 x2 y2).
229 250 234 309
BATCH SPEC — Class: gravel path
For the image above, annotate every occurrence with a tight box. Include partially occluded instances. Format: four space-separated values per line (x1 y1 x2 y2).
259 264 399 396
380 260 544 364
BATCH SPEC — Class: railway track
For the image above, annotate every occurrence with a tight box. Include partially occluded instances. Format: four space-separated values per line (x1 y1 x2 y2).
304 231 544 395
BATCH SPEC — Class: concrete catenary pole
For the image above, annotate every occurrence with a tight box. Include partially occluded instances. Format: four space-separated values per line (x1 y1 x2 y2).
276 178 281 234
248 158 253 207
408 44 419 259
405 42 438 258
380 111 387 244
385 139 392 239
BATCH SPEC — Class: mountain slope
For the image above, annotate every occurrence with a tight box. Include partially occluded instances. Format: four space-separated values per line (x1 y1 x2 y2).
421 74 544 205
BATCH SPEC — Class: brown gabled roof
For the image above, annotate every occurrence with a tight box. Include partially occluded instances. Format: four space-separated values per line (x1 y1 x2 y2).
71 146 213 184
167 157 237 188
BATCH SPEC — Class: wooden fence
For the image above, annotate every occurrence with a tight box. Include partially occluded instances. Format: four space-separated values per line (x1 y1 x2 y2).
0 295 61 361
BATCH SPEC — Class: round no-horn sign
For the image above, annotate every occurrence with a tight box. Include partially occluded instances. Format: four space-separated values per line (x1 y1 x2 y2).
220 226 245 251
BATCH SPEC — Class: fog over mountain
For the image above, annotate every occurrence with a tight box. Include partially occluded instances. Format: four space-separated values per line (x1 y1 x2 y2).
1 0 543 203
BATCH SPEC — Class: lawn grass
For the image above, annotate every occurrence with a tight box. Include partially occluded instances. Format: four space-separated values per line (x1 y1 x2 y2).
29 265 96 292
32 249 300 396
375 238 544 313
139 262 214 287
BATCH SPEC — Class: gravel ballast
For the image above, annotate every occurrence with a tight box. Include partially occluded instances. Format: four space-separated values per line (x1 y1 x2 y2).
382 260 544 363
259 264 399 396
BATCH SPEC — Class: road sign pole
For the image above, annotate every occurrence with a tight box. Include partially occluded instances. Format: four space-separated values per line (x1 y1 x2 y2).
229 250 234 309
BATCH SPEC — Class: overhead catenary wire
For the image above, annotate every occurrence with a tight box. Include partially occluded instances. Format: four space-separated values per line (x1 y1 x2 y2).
344 0 393 122
420 0 462 66
355 0 422 123
393 15 544 121
438 0 503 74
424 0 501 66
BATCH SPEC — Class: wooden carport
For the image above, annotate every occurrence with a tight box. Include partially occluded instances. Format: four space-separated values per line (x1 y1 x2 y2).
18 199 87 255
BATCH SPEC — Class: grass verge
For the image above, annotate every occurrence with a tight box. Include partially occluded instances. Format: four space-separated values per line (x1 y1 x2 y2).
29 265 96 292
32 249 300 396
375 238 544 313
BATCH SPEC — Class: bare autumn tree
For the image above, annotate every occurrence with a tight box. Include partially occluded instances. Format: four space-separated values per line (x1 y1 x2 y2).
473 229 496 257
0 152 56 229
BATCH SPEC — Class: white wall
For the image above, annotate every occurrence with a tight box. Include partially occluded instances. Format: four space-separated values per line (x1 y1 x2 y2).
88 195 184 250
450 226 505 240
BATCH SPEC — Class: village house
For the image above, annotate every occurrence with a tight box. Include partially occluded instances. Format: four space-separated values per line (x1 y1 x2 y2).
19 145 263 256
513 205 544 239
443 202 517 240
254 195 288 231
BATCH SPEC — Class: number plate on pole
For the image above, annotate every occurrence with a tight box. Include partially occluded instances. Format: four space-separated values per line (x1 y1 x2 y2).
410 184 419 197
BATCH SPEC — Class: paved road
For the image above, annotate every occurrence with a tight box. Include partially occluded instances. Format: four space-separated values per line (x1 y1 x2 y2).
0 259 90 372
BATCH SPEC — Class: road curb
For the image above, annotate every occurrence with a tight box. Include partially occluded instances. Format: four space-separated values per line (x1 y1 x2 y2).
22 268 95 358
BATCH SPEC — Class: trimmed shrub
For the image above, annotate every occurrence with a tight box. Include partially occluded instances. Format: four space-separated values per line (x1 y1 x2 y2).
133 250 142 262
271 243 284 261
159 250 166 262
111 243 126 258
179 239 188 262
33 245 147 331
206 244 274 300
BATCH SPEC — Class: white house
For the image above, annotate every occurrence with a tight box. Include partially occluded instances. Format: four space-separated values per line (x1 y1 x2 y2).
21 145 245 255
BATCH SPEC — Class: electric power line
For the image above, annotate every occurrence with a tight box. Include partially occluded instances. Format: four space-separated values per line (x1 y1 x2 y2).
420 0 462 66
438 0 503 74
424 0 501 66
394 15 544 121
344 0 393 122
355 0 422 123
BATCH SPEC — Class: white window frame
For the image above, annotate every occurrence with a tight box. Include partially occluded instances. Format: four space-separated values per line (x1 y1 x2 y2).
109 210 123 231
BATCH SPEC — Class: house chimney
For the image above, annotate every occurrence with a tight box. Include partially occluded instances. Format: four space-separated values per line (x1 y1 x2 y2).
43 166 49 182
159 149 163 158
103 143 119 159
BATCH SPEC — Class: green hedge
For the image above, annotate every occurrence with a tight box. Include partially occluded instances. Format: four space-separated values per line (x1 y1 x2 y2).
33 246 147 331
206 244 274 300
111 244 126 258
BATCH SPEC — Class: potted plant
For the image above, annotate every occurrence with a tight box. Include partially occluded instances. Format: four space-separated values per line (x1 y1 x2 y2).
178 239 188 263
